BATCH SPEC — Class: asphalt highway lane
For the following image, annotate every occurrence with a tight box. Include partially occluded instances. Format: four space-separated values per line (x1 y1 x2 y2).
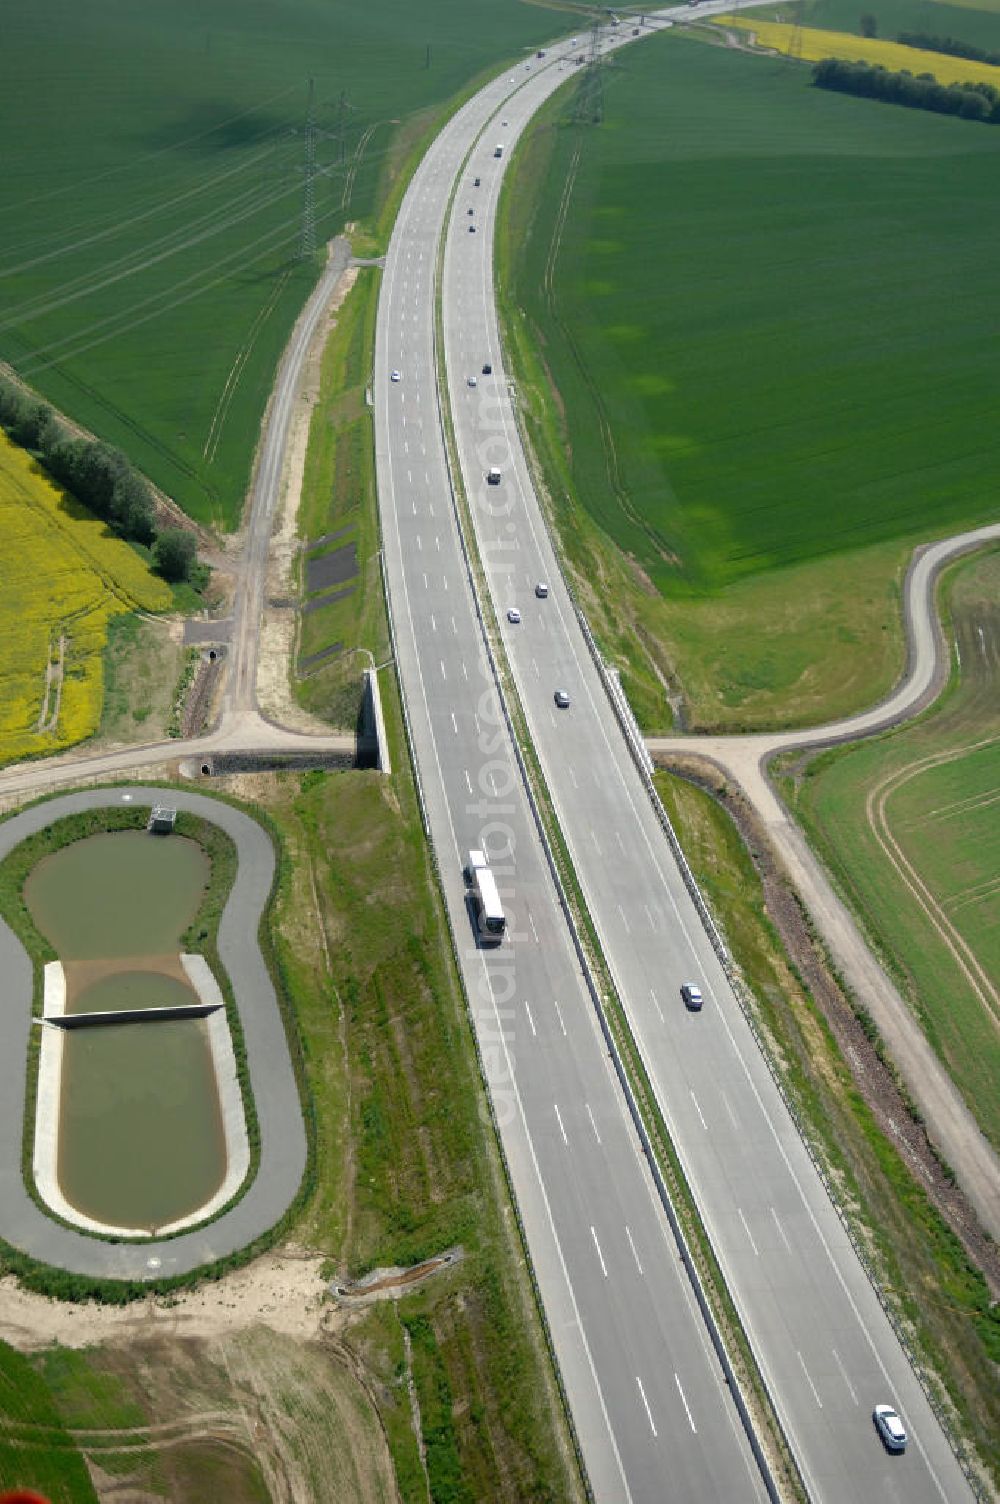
442 22 974 1504
374 27 773 1504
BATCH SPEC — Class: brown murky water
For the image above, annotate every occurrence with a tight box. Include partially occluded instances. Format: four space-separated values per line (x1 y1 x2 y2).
25 829 226 1232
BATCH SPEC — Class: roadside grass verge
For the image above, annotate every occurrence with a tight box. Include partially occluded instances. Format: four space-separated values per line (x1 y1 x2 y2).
654 764 1000 1489
96 613 185 747
293 267 389 730
495 32 1000 731
262 679 583 1502
779 545 1000 1154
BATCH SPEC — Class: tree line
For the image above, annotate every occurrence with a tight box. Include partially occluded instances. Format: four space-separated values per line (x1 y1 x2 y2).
0 373 198 582
813 57 1000 124
898 32 1000 69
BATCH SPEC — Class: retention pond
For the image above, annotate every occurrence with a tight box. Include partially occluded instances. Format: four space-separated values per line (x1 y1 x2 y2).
25 829 230 1234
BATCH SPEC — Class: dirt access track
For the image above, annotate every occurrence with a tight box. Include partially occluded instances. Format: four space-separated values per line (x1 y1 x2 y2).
648 521 1000 1242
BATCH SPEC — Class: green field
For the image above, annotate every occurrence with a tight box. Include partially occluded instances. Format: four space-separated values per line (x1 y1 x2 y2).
759 0 1000 47
499 28 1000 727
0 0 562 528
783 546 1000 1153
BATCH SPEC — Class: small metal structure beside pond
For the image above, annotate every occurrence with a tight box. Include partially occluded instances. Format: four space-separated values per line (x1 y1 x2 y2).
25 826 249 1238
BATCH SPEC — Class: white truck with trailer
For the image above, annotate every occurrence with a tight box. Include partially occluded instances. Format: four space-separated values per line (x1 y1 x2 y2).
465 849 506 944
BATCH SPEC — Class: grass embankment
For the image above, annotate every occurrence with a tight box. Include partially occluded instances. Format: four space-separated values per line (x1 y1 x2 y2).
780 546 1000 1155
96 612 186 746
0 433 171 765
0 0 560 526
721 13 1000 85
294 268 390 729
496 31 1000 730
654 765 1000 1487
265 682 582 1502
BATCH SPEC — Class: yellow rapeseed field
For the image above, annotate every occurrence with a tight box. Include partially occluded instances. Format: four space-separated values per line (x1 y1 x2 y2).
0 432 171 765
716 17 1000 88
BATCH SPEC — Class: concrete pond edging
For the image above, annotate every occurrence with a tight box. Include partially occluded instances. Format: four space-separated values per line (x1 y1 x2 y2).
0 787 307 1282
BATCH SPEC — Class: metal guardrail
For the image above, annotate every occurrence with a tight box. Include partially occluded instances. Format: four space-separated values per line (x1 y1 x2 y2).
429 202 781 1503
575 606 986 1500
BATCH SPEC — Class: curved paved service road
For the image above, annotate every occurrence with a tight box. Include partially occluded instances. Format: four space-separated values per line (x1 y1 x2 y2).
646 521 1000 1242
0 788 307 1279
409 16 973 1504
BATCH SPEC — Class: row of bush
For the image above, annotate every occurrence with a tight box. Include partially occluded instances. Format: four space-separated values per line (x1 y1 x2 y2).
898 31 1000 69
813 57 1000 123
0 372 197 582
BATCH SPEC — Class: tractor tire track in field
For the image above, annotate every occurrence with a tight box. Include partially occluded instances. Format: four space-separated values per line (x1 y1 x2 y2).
866 735 1000 1029
540 125 678 567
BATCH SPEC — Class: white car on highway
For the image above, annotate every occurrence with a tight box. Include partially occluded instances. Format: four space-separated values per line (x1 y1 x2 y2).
507 607 521 624
390 370 401 383
873 1405 907 1453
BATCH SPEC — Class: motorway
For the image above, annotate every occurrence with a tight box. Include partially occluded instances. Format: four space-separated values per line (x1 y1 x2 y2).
0 788 307 1278
379 14 976 1504
646 522 1000 1244
0 9 984 1498
375 17 775 1504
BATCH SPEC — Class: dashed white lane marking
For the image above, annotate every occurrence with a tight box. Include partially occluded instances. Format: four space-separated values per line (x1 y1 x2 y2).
643 903 655 931
569 767 578 789
721 1090 739 1130
797 1350 823 1408
690 1091 708 1131
626 1225 643 1275
451 616 458 634
636 1377 657 1438
649 988 664 1023
738 1207 759 1256
586 1102 602 1145
554 1103 568 1146
591 829 602 855
430 613 437 632
463 767 471 791
771 1207 792 1254
675 1373 697 1434
442 573 449 591
528 911 539 942
531 656 539 677
440 659 447 680
616 903 631 935
831 1348 858 1405
552 996 567 1036
615 830 626 853
590 1225 608 1278
422 572 428 589
416 535 422 551
524 999 537 1037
